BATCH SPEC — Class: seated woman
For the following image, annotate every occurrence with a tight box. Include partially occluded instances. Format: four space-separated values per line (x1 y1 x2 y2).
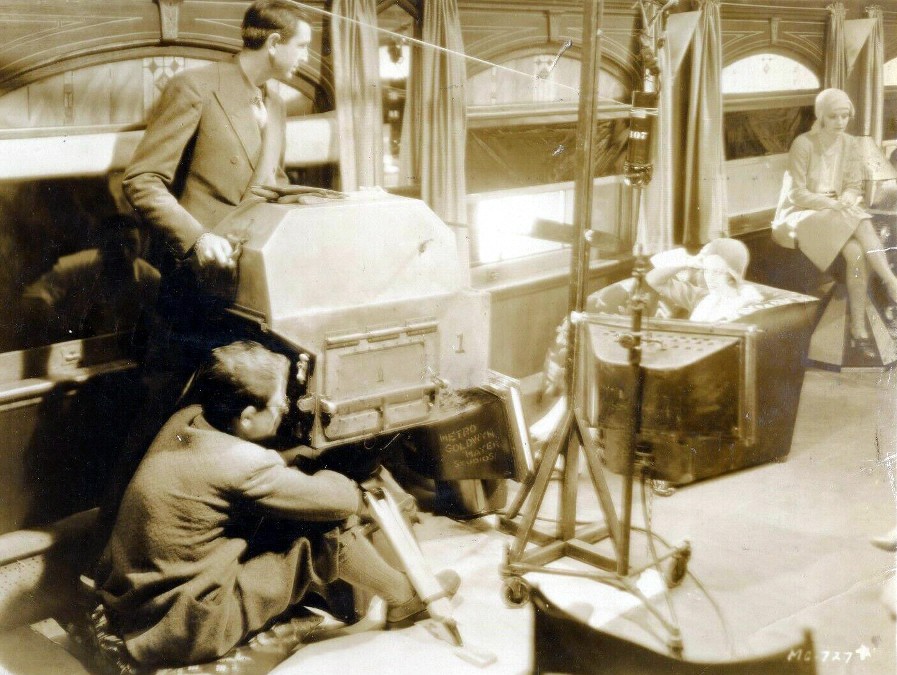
645 239 764 323
533 238 768 463
773 88 897 358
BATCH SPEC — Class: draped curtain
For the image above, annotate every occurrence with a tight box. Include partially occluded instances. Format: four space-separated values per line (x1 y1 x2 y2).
824 2 848 89
682 0 728 247
635 40 676 254
636 10 700 254
399 24 422 187
858 5 884 141
331 0 383 190
418 0 468 225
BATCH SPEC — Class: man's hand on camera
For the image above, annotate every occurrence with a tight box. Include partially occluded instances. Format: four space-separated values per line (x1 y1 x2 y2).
194 232 236 268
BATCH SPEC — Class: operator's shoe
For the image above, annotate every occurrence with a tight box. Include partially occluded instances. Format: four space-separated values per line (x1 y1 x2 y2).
871 527 897 552
385 570 461 629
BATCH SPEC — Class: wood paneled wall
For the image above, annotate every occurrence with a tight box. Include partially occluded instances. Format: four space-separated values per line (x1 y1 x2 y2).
3 1 892 118
0 0 329 102
718 0 897 69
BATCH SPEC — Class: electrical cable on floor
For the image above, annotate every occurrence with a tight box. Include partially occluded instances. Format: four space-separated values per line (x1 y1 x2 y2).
628 523 737 658
524 506 737 656
524 510 681 650
639 474 683 656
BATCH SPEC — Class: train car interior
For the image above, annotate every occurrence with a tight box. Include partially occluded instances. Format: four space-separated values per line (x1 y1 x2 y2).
0 0 895 673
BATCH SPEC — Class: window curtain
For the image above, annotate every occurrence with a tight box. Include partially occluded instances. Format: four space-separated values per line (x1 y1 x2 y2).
331 0 383 190
825 2 878 135
824 2 848 89
419 0 468 225
682 0 728 248
635 10 700 254
399 25 422 187
635 40 676 255
858 5 884 141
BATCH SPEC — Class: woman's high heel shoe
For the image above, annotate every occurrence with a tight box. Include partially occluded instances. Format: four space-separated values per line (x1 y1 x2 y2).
884 283 897 314
871 527 897 552
850 335 878 361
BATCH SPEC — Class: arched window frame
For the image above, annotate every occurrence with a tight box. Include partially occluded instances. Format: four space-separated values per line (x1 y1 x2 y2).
465 46 634 129
0 46 324 140
722 49 821 113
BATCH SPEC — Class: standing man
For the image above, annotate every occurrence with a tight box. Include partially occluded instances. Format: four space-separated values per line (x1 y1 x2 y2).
124 0 310 337
98 1 313 547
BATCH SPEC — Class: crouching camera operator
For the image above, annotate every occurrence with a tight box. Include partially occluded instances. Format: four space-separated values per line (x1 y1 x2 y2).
91 340 458 670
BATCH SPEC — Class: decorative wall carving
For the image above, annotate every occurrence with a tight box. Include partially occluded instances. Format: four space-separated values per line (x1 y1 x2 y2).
719 2 896 68
155 0 182 42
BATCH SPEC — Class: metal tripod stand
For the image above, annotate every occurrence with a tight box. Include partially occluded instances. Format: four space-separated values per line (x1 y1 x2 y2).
498 0 690 609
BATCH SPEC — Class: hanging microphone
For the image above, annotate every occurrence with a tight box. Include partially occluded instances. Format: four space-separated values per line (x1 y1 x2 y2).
623 91 658 187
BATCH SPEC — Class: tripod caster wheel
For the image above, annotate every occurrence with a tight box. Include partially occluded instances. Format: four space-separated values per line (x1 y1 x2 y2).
502 576 530 608
664 543 691 588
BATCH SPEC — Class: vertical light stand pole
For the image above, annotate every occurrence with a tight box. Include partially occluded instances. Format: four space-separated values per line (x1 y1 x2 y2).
619 0 667 572
501 0 691 600
624 0 664 246
562 0 619 561
501 0 628 579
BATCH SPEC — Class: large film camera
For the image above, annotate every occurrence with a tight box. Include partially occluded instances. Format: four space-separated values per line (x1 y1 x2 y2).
209 191 530 514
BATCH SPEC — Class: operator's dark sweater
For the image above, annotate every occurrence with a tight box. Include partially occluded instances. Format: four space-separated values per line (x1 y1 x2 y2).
95 405 361 666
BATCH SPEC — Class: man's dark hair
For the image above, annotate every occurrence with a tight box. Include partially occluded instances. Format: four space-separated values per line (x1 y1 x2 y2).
242 0 309 50
191 340 289 431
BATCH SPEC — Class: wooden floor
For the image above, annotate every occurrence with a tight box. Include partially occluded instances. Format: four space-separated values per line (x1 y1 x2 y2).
268 367 896 675
1 366 894 674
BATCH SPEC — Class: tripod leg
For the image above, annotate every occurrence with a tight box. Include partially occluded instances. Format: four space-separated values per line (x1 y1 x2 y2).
508 409 573 561
505 461 537 521
364 490 463 646
559 427 580 541
574 410 621 548
506 398 567 519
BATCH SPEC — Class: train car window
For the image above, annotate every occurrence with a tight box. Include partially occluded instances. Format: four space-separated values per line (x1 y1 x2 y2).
0 56 314 132
722 54 819 93
886 57 897 86
466 54 630 265
724 106 815 160
0 57 210 130
469 186 568 264
722 53 818 160
466 55 628 107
